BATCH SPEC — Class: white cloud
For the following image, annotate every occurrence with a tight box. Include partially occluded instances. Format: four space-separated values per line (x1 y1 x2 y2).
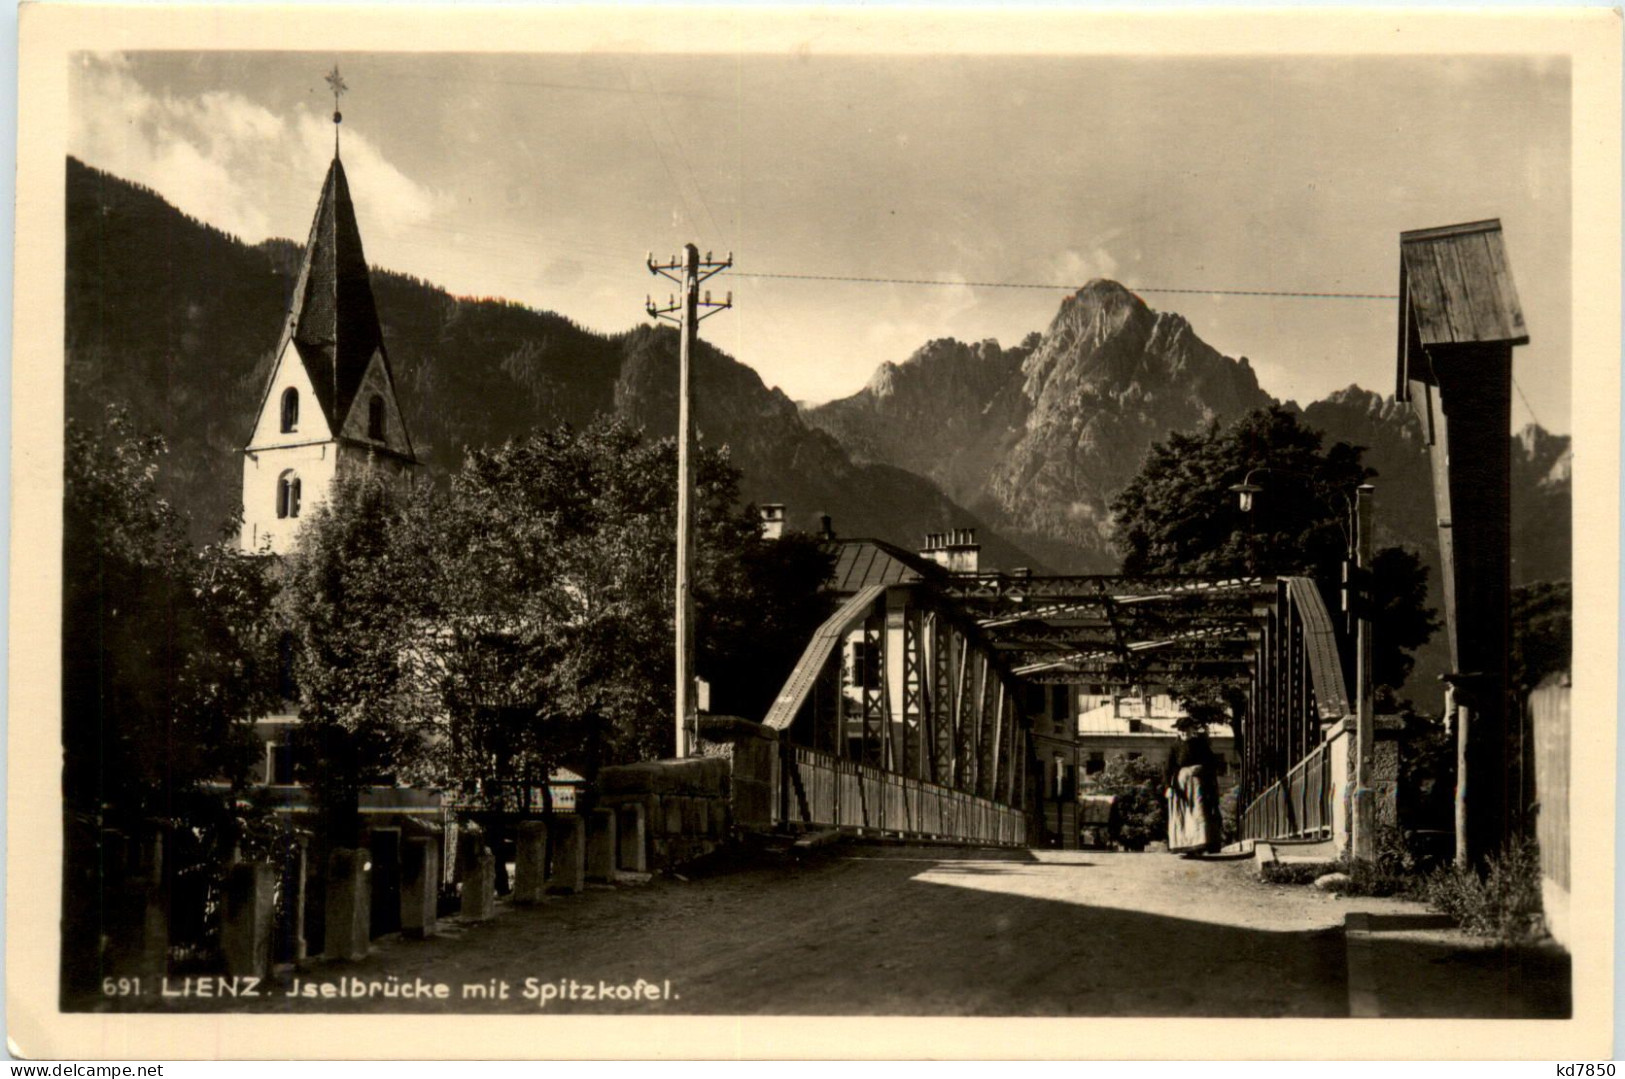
1049 242 1121 288
69 56 448 252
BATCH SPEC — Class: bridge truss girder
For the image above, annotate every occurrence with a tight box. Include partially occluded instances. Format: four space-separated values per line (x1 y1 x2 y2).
763 583 1027 809
762 572 1353 832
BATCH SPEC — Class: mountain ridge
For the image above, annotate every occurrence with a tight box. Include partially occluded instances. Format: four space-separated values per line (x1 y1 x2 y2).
64 156 1041 572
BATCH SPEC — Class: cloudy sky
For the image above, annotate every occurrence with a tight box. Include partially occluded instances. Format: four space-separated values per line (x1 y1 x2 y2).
70 51 1571 430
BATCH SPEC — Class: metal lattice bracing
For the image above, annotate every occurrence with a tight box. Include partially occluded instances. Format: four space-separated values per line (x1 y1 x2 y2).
765 582 1030 812
901 607 924 779
1243 577 1351 802
862 616 885 769
941 574 1273 690
930 613 954 784
763 570 1353 844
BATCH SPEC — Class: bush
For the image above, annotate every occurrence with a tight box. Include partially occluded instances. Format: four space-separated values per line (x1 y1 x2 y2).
1423 839 1545 943
1081 755 1167 850
1259 860 1330 886
1259 824 1435 896
1218 787 1240 848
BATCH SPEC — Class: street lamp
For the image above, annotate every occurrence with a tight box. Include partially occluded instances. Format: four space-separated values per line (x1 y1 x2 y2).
1228 479 1263 514
1228 468 1378 863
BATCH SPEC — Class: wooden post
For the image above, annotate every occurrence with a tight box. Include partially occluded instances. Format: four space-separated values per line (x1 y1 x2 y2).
1352 484 1376 862
1397 220 1523 870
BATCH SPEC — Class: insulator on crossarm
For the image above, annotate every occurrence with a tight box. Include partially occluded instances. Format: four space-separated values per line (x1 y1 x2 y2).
725 291 732 305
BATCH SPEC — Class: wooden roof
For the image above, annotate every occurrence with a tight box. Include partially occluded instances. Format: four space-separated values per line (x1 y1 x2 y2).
266 157 397 437
1399 219 1528 350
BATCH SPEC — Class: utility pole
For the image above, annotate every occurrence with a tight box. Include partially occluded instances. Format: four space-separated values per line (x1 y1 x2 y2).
647 245 732 758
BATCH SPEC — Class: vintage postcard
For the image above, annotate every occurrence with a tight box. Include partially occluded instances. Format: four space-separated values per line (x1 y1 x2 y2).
9 3 1620 1061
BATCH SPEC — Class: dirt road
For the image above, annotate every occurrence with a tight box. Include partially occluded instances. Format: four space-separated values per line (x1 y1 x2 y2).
92 843 1437 1017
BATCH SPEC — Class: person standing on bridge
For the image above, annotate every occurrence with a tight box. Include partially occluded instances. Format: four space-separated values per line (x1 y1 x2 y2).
1165 729 1223 856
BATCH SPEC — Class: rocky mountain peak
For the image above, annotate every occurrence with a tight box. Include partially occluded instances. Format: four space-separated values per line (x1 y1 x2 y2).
1317 383 1413 426
865 360 902 397
808 278 1272 572
1517 423 1572 486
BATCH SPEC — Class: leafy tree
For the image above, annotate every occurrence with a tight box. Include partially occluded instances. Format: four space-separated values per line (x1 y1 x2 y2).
699 527 835 722
62 408 280 991
278 466 437 849
1510 580 1571 692
1368 546 1438 690
1080 755 1168 850
63 406 279 820
277 417 833 862
1110 406 1438 695
421 419 698 798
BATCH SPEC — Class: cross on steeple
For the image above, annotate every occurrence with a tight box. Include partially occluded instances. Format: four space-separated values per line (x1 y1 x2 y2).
326 64 347 156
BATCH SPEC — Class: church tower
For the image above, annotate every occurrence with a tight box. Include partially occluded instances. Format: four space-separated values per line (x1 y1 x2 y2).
241 97 417 554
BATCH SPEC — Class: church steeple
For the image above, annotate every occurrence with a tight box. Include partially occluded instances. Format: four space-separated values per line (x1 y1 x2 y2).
278 156 388 436
241 85 418 554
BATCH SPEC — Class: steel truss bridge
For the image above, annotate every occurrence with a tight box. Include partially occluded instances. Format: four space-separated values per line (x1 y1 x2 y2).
761 571 1352 848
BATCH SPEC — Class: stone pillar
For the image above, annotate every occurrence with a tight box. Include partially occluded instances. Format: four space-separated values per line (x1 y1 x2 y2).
548 816 586 894
617 803 647 872
324 848 371 962
512 822 550 905
586 809 617 882
697 716 780 830
459 849 496 922
366 827 402 938
401 835 440 939
290 834 310 962
1320 719 1356 860
102 828 168 979
1372 739 1401 829
455 824 485 885
221 861 275 978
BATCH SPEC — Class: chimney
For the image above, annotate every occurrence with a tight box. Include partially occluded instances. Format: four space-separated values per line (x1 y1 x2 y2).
922 528 980 573
759 503 786 541
918 531 949 568
817 513 836 542
944 527 980 574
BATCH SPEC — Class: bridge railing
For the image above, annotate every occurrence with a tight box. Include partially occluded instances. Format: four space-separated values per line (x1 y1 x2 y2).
1240 734 1334 842
783 744 1025 846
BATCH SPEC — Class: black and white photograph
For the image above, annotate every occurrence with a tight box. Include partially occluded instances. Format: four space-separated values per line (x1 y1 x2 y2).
9 5 1619 1060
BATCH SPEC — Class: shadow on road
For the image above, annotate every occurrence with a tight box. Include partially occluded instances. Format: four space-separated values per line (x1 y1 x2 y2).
68 843 1571 1019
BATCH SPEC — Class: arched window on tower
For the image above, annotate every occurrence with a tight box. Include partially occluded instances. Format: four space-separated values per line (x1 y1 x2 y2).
367 394 385 441
281 387 299 433
277 471 302 520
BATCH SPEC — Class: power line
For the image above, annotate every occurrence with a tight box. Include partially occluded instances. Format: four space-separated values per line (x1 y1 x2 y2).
225 189 1401 305
225 186 1411 308
741 271 1398 301
1511 374 1542 429
1510 374 1568 449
